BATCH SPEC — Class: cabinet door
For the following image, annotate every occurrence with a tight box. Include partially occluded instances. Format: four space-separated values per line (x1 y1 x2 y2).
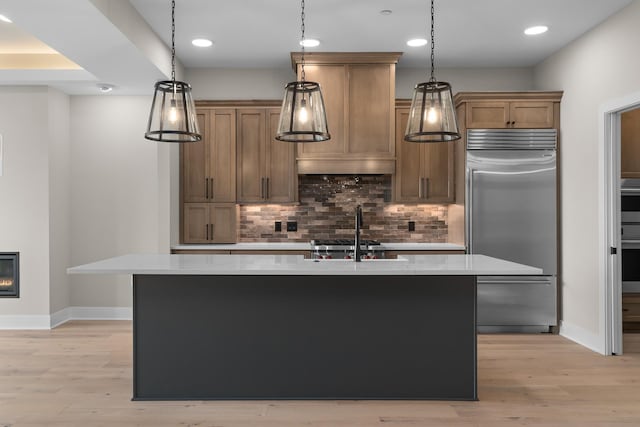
182 111 209 202
394 108 423 202
423 141 455 203
509 102 554 128
210 109 236 202
210 204 237 243
183 203 209 243
622 108 640 178
296 64 346 157
466 102 510 128
348 64 393 156
237 109 266 202
266 108 297 202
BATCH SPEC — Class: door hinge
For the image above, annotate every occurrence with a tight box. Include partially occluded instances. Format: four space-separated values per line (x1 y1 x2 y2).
610 247 617 255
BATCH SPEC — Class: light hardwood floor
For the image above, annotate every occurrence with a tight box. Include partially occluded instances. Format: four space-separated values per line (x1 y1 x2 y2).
1 321 639 427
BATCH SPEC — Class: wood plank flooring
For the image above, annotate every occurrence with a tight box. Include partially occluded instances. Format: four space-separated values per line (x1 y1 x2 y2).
0 321 639 426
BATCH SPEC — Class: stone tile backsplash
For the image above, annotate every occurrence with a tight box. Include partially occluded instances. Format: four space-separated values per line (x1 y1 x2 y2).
239 175 448 242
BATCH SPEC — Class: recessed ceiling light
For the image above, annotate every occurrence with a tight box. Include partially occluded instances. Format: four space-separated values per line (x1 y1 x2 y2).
192 38 213 47
97 84 114 93
380 10 393 16
0 14 12 23
300 39 320 47
407 38 428 47
524 25 548 36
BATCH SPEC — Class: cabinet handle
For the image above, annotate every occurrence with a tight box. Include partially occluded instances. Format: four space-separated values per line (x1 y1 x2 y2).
205 178 209 200
425 177 430 199
210 178 214 199
266 177 270 200
205 224 209 241
210 223 214 241
260 177 264 199
419 178 423 199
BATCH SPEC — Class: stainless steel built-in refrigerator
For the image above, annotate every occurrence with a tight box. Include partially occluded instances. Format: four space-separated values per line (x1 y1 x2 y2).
466 129 557 332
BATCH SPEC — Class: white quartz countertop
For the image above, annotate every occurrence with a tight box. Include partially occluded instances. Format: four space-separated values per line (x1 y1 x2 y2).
172 243 466 251
68 254 540 276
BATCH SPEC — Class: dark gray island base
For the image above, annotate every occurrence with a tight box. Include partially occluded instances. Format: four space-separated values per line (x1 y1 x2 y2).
133 274 477 401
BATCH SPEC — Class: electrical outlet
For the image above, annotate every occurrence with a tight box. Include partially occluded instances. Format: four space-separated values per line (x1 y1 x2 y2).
286 221 298 232
408 221 415 232
275 221 282 232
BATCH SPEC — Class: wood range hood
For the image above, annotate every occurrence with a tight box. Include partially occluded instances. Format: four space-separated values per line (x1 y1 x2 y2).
291 52 402 175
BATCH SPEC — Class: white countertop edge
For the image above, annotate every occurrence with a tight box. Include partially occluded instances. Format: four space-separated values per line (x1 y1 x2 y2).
172 243 466 251
68 254 541 276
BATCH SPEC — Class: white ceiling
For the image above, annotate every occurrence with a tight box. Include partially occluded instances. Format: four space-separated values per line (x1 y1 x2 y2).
129 0 633 68
0 0 634 94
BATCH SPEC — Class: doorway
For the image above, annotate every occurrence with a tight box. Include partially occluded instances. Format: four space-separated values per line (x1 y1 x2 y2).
602 91 640 355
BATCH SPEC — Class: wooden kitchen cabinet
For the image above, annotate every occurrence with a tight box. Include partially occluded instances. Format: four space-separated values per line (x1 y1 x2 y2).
236 108 297 203
182 109 236 203
623 293 640 332
464 98 555 129
183 203 237 243
292 53 401 174
394 107 454 203
621 108 640 178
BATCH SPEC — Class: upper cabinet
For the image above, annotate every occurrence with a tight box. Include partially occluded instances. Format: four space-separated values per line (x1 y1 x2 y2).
236 108 297 203
394 106 454 203
292 52 402 174
622 108 640 178
182 109 236 203
461 93 558 129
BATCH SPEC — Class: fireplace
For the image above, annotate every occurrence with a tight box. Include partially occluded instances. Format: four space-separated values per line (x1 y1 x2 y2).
0 252 19 297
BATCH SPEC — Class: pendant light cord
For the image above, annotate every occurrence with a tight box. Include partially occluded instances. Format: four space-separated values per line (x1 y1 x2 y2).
300 0 306 82
171 0 176 82
429 0 436 83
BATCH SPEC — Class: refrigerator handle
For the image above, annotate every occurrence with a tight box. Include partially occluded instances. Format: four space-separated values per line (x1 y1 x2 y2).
466 169 474 253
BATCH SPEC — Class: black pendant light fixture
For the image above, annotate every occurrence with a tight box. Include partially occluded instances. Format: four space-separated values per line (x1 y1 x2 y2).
275 0 330 142
405 0 460 143
145 0 201 143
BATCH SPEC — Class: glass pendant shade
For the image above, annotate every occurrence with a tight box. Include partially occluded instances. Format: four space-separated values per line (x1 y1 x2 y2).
276 81 330 142
405 81 460 143
145 80 201 143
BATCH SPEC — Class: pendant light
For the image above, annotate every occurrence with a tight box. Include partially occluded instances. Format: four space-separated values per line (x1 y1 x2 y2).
275 0 330 142
405 0 460 143
145 0 201 143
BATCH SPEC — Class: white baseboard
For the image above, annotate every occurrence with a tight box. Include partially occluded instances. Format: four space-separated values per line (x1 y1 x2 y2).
70 306 132 321
1 306 132 330
0 315 51 330
50 307 72 328
559 320 604 354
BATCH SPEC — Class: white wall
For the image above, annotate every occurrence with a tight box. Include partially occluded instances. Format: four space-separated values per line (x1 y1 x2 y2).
47 88 71 315
396 67 534 98
0 87 51 323
69 96 166 308
533 0 640 350
187 66 534 100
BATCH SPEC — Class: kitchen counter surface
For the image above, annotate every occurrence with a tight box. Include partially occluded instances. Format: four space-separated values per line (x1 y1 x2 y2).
172 242 466 251
68 253 539 276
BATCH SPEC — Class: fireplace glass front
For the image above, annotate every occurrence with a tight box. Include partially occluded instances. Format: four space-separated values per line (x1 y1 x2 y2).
0 252 19 297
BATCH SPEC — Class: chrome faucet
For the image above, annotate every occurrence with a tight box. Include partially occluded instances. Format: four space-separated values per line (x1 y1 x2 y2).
354 205 363 262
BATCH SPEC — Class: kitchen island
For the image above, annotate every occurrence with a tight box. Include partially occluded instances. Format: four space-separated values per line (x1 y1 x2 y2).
68 254 541 401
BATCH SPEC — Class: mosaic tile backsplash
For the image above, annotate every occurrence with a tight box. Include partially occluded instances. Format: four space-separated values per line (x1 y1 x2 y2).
239 175 448 242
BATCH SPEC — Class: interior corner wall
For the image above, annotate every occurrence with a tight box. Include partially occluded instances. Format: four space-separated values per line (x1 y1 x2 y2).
69 95 162 308
0 87 51 321
48 88 71 315
533 0 640 349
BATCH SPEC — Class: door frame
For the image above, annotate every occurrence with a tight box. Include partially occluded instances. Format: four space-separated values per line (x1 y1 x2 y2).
600 90 640 355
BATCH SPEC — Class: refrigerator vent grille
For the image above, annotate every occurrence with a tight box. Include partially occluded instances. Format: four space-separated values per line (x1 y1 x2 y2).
467 129 557 150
